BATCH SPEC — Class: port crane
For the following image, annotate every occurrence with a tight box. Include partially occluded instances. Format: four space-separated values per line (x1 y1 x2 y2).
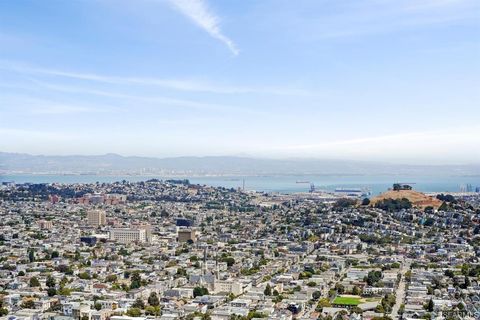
295 180 315 192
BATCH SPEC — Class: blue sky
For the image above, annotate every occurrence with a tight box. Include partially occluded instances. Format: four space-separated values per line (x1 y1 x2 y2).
0 0 479 164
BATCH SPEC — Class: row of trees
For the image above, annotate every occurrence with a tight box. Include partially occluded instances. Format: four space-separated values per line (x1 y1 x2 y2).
126 292 161 317
375 198 412 212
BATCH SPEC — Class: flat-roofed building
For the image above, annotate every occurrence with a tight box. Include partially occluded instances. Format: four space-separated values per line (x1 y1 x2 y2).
109 228 147 243
178 228 196 243
38 220 53 230
87 210 106 227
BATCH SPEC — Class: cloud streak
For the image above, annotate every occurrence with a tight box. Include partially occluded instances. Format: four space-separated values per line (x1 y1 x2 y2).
0 60 313 96
269 126 480 164
286 0 480 40
168 0 239 55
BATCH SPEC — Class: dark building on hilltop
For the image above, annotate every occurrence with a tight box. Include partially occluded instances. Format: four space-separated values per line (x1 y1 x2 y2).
176 218 194 227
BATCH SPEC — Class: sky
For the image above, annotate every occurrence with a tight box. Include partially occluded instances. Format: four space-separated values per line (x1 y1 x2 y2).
0 0 479 164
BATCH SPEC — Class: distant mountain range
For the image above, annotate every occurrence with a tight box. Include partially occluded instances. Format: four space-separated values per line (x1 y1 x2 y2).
0 152 479 176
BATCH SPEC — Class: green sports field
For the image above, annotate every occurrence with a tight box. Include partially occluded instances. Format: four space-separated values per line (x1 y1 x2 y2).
332 296 361 306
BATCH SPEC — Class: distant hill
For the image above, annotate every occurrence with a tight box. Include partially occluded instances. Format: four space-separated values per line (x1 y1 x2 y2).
370 189 443 209
0 151 479 176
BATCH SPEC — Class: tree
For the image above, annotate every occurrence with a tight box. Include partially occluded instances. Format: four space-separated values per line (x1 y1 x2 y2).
58 286 72 296
78 272 91 280
426 299 434 312
145 306 161 316
28 249 35 263
0 300 7 316
334 198 357 209
352 286 362 295
365 270 382 286
132 297 145 309
130 271 142 289
334 283 345 294
444 269 454 278
248 311 267 318
0 307 7 316
462 276 471 289
375 198 412 212
264 284 272 296
351 306 363 314
50 251 59 259
148 292 160 307
60 276 69 288
362 198 370 206
47 288 57 297
94 302 102 311
436 194 456 203
106 274 117 282
438 202 449 211
46 275 56 288
21 300 35 309
176 267 187 277
126 308 142 317
375 304 385 313
221 256 235 267
29 276 40 287
201 313 212 320
316 298 332 312
193 286 209 297
312 291 322 300
424 206 434 214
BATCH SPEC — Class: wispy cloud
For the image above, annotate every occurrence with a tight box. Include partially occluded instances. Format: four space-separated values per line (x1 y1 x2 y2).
0 60 314 96
271 126 480 164
167 0 239 55
0 96 114 115
29 104 99 115
0 77 265 116
287 0 480 40
28 80 251 113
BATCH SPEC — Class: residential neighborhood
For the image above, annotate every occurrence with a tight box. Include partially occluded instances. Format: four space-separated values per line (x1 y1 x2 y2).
1 180 480 320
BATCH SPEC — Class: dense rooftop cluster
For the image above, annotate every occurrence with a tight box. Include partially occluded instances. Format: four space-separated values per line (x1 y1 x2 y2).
1 180 480 320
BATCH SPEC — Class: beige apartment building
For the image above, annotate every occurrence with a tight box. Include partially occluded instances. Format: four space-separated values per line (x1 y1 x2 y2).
87 210 106 227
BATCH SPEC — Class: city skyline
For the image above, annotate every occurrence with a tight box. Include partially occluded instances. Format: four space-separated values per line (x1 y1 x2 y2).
1 0 479 164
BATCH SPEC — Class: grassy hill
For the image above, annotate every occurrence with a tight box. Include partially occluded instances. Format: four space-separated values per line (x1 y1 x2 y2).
371 189 443 209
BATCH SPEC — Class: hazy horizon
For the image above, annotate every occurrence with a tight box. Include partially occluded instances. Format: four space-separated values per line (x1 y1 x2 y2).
1 0 479 164
1 149 480 166
0 150 480 171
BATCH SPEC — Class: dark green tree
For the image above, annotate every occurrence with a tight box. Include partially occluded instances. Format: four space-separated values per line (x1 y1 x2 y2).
29 276 40 287
21 300 35 309
132 297 145 309
264 284 272 296
193 286 209 297
46 275 56 288
130 271 142 289
28 249 35 263
426 299 434 312
47 288 57 297
148 292 160 307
